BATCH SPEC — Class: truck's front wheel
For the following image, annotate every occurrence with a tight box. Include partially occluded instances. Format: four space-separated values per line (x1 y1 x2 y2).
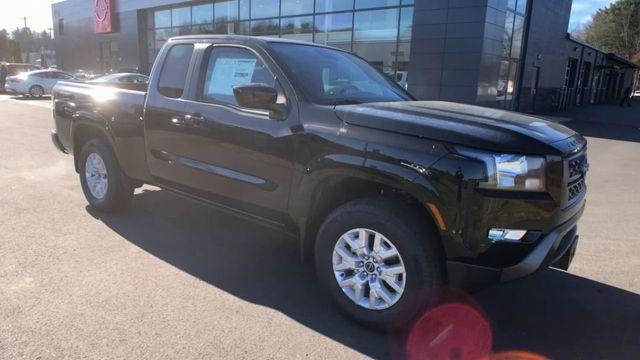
315 198 445 331
78 139 133 212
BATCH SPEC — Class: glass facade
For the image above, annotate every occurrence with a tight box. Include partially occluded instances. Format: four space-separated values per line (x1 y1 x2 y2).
146 0 413 87
497 0 528 109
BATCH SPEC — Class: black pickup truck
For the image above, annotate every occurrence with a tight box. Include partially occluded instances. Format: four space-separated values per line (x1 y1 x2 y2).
51 35 587 330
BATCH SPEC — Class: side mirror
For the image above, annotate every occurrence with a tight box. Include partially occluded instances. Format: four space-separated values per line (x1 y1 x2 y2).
233 83 285 120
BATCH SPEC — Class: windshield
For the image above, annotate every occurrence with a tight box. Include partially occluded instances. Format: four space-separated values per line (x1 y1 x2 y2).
268 43 412 106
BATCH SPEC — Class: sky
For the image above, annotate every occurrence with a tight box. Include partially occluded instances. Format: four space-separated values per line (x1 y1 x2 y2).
569 0 617 31
0 0 62 33
0 0 620 34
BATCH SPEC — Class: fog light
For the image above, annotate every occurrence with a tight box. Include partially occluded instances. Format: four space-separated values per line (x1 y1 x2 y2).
488 228 528 243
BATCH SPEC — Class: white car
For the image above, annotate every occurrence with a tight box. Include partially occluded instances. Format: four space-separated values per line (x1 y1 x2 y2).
4 70 76 98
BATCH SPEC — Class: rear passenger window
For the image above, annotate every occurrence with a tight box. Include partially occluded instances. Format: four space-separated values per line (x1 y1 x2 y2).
158 44 194 98
200 47 275 106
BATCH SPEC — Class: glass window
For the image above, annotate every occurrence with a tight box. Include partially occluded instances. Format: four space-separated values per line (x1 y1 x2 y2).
355 0 399 9
269 43 411 105
507 0 516 10
401 0 414 4
507 63 517 96
352 9 399 74
399 6 413 41
192 3 213 25
502 12 514 58
155 9 171 28
201 47 276 106
353 41 397 74
282 0 314 16
252 0 280 19
251 19 280 36
505 62 517 108
172 6 191 27
175 26 193 36
396 41 411 89
281 16 313 41
511 15 524 59
101 42 110 58
314 13 353 51
397 7 413 89
215 21 239 34
497 60 509 102
193 24 215 34
354 8 399 41
215 0 238 23
158 44 194 98
110 41 119 54
516 0 528 14
238 21 251 34
240 0 250 19
315 0 354 13
155 28 172 49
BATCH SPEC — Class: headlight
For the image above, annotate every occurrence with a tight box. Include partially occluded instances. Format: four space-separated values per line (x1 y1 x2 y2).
457 148 546 192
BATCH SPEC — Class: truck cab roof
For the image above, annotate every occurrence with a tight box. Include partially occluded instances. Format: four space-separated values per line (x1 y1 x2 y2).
167 34 336 49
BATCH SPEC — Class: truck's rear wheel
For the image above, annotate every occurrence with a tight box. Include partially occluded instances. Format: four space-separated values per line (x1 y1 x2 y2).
78 139 133 212
315 198 444 331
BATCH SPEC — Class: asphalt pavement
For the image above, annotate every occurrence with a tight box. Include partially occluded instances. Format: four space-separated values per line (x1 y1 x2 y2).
1 95 639 359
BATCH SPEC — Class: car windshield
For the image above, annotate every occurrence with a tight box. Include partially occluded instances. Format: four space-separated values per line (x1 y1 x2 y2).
268 43 411 106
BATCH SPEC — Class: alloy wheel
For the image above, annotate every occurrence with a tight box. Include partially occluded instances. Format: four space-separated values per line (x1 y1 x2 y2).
30 86 44 97
332 228 406 310
85 153 109 199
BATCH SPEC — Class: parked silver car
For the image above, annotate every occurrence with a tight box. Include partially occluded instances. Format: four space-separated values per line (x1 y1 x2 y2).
4 70 76 98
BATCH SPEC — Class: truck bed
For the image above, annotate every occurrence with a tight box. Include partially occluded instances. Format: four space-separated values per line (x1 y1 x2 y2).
52 81 150 182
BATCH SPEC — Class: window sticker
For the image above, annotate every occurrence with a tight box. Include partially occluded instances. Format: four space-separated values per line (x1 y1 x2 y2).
208 58 257 96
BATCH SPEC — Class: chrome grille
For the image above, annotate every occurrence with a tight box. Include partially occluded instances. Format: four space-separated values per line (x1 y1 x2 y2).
568 178 586 201
565 151 587 204
569 155 587 179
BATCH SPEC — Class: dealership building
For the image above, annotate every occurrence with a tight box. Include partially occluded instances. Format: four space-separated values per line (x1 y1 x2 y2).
52 0 638 113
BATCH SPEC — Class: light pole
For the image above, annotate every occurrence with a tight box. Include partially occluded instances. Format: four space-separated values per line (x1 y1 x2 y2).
20 17 29 64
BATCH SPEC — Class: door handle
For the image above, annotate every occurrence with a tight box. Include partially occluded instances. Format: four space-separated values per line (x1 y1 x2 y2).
185 113 205 127
171 113 205 128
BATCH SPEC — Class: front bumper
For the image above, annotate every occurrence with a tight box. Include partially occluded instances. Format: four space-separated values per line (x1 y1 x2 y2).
447 201 584 291
4 85 17 94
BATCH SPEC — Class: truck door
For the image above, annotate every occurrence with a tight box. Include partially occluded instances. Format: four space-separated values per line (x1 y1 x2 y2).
144 43 193 188
146 42 299 224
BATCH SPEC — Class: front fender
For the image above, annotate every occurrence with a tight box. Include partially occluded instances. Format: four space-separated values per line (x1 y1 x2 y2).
289 129 468 260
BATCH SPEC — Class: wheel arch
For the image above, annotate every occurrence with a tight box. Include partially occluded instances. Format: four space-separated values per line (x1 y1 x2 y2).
72 120 117 173
28 84 45 95
295 171 447 263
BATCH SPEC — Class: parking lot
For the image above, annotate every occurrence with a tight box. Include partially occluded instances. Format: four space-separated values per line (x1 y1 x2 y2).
1 95 639 359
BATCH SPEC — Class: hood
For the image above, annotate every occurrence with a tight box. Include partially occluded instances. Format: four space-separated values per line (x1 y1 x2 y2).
335 101 582 155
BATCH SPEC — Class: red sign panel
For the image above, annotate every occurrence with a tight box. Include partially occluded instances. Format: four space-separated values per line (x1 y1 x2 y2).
94 0 114 33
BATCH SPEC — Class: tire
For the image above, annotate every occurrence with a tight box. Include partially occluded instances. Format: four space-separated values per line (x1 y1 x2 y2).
315 197 444 331
78 139 134 212
28 85 45 98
